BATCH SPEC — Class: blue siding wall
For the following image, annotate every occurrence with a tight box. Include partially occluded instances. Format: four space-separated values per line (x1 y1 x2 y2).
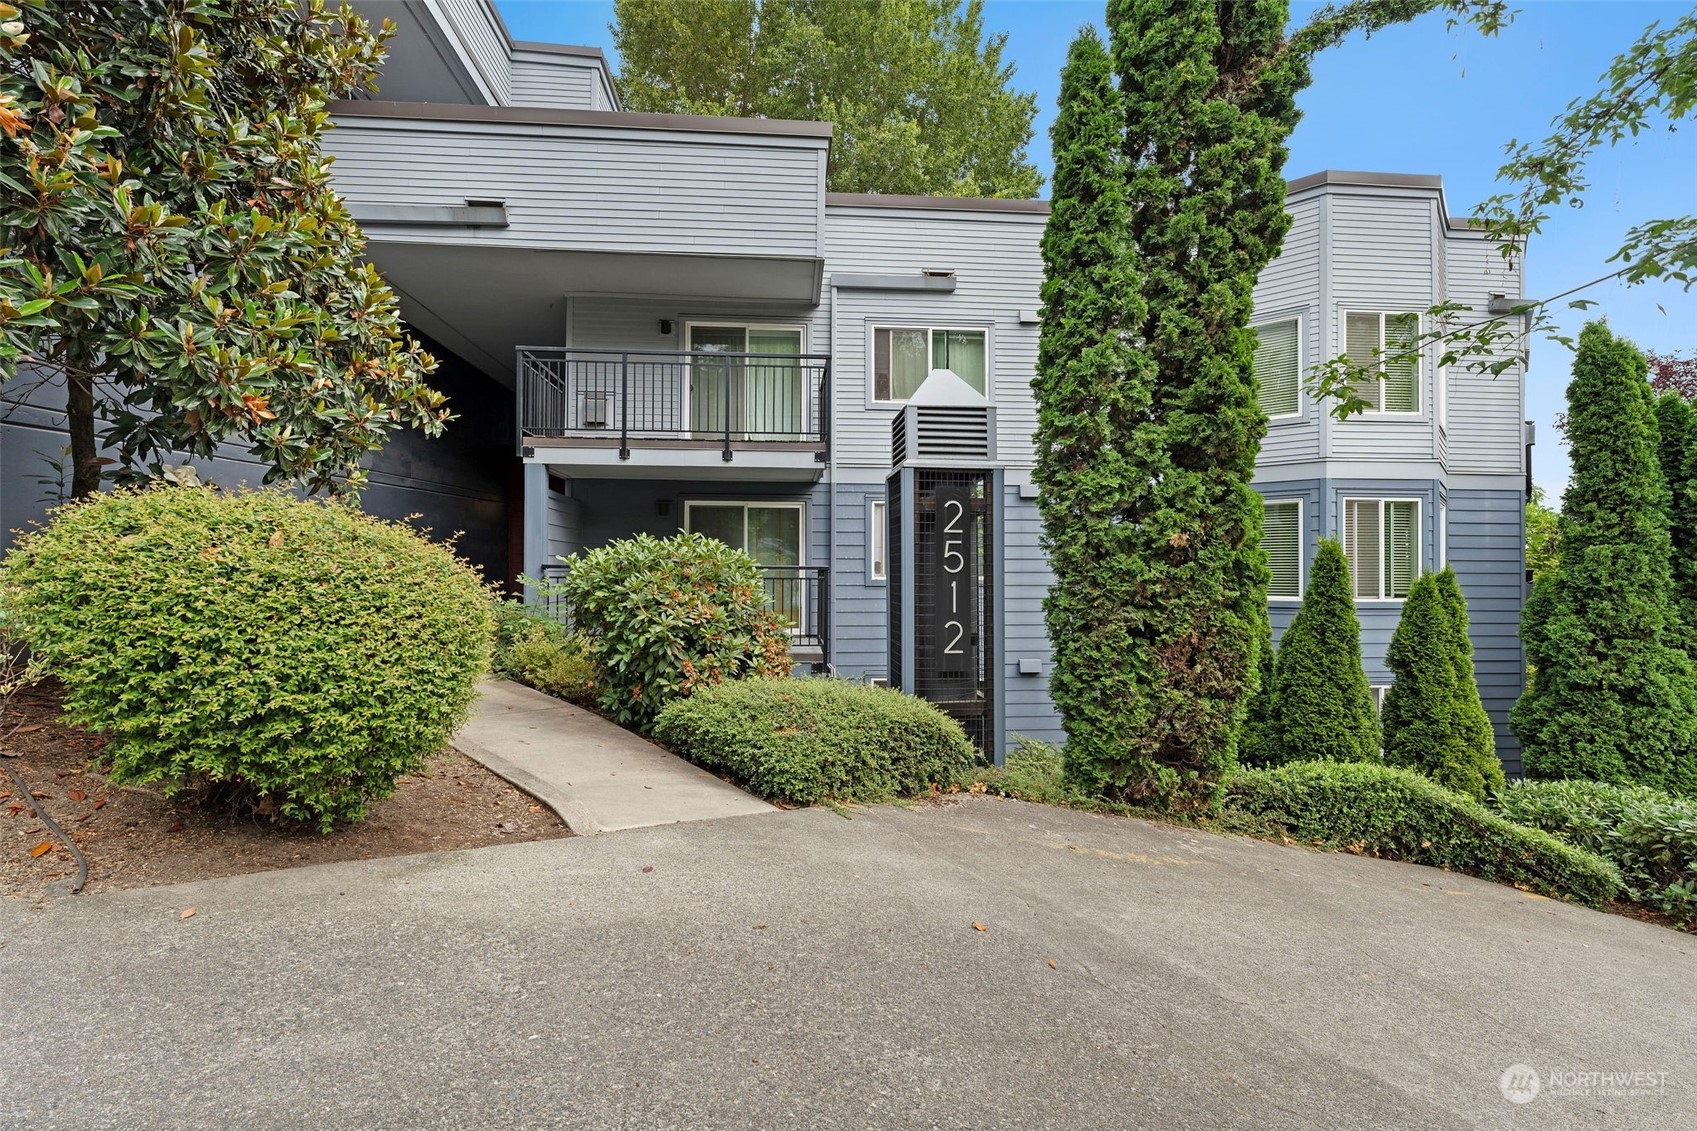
1447 488 1527 777
1000 486 1064 747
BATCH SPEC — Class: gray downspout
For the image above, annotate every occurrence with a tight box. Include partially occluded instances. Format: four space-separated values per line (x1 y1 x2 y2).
825 278 838 674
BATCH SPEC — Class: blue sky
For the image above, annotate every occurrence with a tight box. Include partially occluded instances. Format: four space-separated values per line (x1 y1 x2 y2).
494 0 1697 497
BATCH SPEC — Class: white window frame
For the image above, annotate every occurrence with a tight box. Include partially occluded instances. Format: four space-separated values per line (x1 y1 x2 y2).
1370 686 1390 715
1343 310 1422 416
1342 496 1422 603
682 321 810 433
868 498 888 583
1251 315 1303 421
1439 501 1448 568
1261 496 1303 602
868 324 992 405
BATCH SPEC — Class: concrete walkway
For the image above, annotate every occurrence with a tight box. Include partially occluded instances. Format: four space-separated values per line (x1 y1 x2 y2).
452 680 775 835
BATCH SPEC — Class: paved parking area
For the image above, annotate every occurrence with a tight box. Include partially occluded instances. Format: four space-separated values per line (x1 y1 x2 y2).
2 796 1690 1129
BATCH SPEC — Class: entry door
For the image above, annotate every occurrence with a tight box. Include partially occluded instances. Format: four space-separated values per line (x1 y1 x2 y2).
685 502 805 630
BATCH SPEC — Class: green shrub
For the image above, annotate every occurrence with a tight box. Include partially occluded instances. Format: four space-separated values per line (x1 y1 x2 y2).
550 533 791 731
653 679 976 805
491 598 572 681
0 486 493 830
507 627 596 704
1262 539 1380 765
965 736 1078 804
1494 779 1697 924
1223 761 1621 907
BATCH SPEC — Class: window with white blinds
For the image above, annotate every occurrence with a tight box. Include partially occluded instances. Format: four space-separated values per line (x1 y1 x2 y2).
1253 318 1301 418
1344 311 1420 413
1262 499 1302 598
1344 498 1420 600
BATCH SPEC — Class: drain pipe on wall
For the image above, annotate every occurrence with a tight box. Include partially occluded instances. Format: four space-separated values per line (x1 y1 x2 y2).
824 277 838 677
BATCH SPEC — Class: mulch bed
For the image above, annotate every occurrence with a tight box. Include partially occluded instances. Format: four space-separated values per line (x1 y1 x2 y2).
1 681 569 903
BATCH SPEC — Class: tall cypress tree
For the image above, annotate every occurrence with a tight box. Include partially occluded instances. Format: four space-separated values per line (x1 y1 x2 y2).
1268 540 1380 764
1036 0 1439 808
1034 27 1154 790
1512 323 1697 795
1656 392 1697 635
1238 609 1279 767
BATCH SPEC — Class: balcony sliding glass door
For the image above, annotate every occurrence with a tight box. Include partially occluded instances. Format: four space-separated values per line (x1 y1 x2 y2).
687 324 804 440
684 501 805 631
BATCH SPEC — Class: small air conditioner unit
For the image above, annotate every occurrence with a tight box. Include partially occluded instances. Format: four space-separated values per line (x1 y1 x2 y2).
582 390 611 429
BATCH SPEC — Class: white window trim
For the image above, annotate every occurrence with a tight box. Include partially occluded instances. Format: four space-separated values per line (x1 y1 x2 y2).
868 498 888 583
1439 501 1448 568
1251 315 1303 421
868 323 993 406
1262 496 1304 602
1370 685 1390 715
681 321 810 432
1342 496 1422 603
1343 309 1423 417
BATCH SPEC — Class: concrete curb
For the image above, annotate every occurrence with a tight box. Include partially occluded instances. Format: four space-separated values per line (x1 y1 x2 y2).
452 734 604 836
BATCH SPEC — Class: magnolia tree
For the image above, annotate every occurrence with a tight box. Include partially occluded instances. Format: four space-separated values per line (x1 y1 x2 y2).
0 0 444 498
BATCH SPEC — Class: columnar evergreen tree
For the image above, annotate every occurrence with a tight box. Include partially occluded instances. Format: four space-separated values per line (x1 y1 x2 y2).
1512 322 1697 796
1033 27 1152 788
1265 540 1379 764
1035 0 1436 809
1436 567 1500 785
1655 392 1697 634
1383 572 1504 799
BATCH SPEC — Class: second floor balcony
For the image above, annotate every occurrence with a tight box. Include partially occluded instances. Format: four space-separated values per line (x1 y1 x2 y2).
518 346 830 478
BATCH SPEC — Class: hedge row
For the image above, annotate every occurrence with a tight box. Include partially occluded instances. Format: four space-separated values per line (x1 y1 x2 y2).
1223 761 1622 907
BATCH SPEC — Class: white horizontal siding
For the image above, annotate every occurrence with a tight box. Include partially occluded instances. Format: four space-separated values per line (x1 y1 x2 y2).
1253 196 1323 463
822 208 1044 470
327 117 824 259
508 56 597 109
1443 234 1525 475
433 0 510 104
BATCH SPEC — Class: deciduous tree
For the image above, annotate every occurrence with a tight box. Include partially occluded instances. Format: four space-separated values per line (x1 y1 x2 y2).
612 0 1043 197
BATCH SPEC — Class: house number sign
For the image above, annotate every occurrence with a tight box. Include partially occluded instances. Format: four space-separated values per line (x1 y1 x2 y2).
932 484 976 677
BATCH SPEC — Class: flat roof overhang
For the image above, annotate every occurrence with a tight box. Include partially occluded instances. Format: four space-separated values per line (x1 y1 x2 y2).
362 240 824 385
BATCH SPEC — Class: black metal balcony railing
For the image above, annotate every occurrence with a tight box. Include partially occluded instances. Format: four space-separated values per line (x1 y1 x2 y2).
518 346 830 463
532 563 828 657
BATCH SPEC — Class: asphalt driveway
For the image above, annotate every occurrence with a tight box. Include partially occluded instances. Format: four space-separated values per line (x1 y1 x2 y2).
2 797 1690 1129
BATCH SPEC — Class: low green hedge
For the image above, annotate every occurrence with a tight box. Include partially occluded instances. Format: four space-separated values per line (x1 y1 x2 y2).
491 600 595 704
652 678 977 805
1494 779 1697 924
1224 761 1622 907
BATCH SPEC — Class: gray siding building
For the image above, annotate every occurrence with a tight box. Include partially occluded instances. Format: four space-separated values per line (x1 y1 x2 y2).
0 0 1531 771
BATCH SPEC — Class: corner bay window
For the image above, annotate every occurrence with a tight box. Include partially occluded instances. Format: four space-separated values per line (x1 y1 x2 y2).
1253 319 1300 418
1262 499 1301 598
1344 498 1419 600
873 327 987 401
1344 311 1420 413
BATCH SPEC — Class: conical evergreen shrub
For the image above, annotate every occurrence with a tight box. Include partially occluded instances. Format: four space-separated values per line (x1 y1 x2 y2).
1269 539 1379 764
1511 322 1697 795
1436 568 1501 791
1382 572 1504 800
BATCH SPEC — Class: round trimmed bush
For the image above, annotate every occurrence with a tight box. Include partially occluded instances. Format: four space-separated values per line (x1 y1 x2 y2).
653 679 977 805
0 486 494 829
551 533 791 731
